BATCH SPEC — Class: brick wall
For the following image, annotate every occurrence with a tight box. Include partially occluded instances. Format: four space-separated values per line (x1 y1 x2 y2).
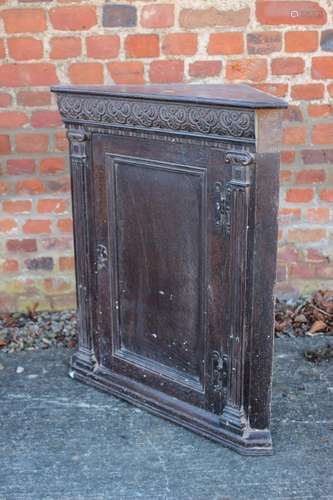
0 0 332 311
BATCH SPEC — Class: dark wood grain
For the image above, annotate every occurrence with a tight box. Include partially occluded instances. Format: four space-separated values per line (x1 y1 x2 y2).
53 83 286 456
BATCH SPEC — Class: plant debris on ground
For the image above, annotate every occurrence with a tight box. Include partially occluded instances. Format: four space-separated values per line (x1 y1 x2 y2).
275 290 333 338
0 307 77 353
304 344 333 363
0 290 333 354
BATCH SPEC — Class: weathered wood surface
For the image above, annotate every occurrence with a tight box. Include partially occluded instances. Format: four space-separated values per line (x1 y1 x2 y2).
52 83 286 455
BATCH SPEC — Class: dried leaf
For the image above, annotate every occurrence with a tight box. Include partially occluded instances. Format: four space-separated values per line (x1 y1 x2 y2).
309 320 326 333
294 314 307 323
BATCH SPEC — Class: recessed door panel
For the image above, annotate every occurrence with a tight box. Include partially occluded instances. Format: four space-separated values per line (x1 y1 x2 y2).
108 156 206 387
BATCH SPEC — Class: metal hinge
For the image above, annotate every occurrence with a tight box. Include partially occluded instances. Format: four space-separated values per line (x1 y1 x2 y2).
214 182 231 234
211 350 228 395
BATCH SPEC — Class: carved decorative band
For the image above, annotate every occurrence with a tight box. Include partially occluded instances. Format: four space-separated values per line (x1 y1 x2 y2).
58 94 255 140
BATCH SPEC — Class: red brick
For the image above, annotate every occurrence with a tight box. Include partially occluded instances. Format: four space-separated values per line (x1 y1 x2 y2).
59 256 75 271
291 83 324 100
55 131 68 152
286 187 314 202
253 83 288 97
0 181 9 194
0 112 28 128
180 7 250 28
125 34 159 58
296 169 325 183
16 179 44 195
23 219 51 234
31 111 62 128
0 64 58 87
7 159 35 175
280 169 292 183
40 238 72 251
0 93 12 107
288 263 316 280
285 31 318 52
312 57 333 79
0 219 17 233
226 58 268 82
0 135 10 154
283 105 303 122
57 218 73 233
149 60 184 83
315 264 333 279
312 124 333 144
281 151 296 164
7 37 43 60
277 245 301 262
0 294 17 312
305 248 329 263
307 208 330 223
301 149 333 165
162 33 197 56
247 32 281 55
46 177 71 193
141 4 174 28
102 4 137 28
271 57 305 75
321 30 333 52
308 104 333 118
256 2 326 26
2 260 19 273
68 63 103 84
108 62 144 84
25 257 53 271
3 200 32 214
2 8 46 33
50 6 97 31
16 133 48 153
189 61 222 78
208 32 244 55
277 229 284 242
86 36 119 59
288 228 326 243
6 239 37 252
0 39 4 59
40 157 65 175
283 127 307 145
50 37 81 59
320 189 333 202
44 277 73 294
17 91 51 107
37 198 69 214
278 208 301 225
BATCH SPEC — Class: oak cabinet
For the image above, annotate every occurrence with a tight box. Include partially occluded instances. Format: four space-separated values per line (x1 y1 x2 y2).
53 84 287 455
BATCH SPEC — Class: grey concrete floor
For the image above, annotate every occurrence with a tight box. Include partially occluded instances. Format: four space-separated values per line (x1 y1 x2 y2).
1 337 332 500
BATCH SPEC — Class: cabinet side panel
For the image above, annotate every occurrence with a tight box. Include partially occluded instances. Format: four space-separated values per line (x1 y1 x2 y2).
249 151 280 430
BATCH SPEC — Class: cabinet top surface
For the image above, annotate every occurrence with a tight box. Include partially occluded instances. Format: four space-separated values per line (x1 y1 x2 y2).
51 83 287 109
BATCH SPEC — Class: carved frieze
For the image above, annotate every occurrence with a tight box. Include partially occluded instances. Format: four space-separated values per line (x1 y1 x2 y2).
58 94 255 140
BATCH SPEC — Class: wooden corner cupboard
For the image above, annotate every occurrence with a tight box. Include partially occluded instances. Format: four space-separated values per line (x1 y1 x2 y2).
52 84 287 455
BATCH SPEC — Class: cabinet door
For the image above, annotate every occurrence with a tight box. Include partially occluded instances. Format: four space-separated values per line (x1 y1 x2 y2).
91 132 228 413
